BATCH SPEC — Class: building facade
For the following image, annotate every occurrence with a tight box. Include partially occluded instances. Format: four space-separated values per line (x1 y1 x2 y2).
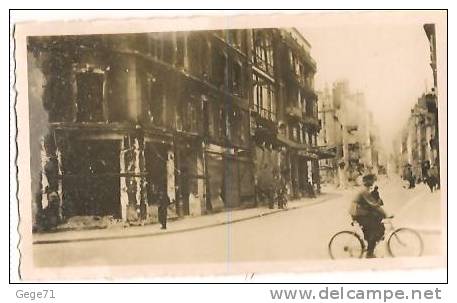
423 23 440 180
318 80 384 187
317 85 340 184
392 25 440 181
396 92 439 180
28 28 322 229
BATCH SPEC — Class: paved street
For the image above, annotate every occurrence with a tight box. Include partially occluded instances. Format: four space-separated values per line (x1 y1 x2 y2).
34 176 443 267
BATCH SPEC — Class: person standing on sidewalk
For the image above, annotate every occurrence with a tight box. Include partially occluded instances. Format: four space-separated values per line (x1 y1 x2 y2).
270 169 281 209
158 190 170 230
277 175 287 209
427 164 439 192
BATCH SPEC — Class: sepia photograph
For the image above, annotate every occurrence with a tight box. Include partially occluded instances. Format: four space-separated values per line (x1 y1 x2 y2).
13 10 447 281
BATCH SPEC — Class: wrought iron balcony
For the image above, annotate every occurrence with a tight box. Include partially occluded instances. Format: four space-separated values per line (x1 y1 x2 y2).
286 106 303 120
302 113 320 128
251 104 277 122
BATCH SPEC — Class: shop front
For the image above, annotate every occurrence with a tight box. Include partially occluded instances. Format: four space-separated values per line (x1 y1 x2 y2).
205 144 253 211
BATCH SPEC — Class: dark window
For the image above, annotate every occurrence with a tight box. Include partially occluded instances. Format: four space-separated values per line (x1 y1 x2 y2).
289 124 299 142
76 71 104 122
227 30 246 52
187 34 211 80
146 32 165 61
146 33 157 57
201 37 211 80
252 73 276 121
162 34 174 64
144 74 164 126
231 61 243 97
208 102 226 141
177 98 199 134
228 30 239 47
211 49 227 89
289 50 300 77
252 30 274 74
176 35 186 68
228 107 244 145
240 110 249 145
305 98 316 117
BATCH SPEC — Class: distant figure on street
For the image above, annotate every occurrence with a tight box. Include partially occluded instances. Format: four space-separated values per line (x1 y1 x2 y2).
403 164 415 189
158 190 170 230
276 175 287 209
303 181 316 198
43 190 61 230
349 174 388 258
421 160 431 182
270 169 280 209
426 165 439 192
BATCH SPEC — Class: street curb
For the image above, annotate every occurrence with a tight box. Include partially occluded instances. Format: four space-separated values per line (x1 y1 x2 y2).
33 194 339 245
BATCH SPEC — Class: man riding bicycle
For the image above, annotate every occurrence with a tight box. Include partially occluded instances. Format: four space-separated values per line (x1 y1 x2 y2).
349 174 388 258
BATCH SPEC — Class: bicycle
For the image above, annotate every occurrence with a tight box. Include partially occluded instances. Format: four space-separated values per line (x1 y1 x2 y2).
328 216 424 259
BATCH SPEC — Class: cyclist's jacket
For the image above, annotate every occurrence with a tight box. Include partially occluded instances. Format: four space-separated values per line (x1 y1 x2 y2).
349 188 386 219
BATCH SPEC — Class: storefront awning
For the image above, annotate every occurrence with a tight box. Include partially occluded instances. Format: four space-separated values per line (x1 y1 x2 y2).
297 150 319 159
276 134 306 150
314 146 337 160
276 134 319 159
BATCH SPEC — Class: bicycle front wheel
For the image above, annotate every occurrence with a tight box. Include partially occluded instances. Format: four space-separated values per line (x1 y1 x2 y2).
328 231 365 259
387 228 424 257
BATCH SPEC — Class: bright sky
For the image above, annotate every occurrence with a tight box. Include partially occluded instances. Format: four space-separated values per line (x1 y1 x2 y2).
299 24 434 153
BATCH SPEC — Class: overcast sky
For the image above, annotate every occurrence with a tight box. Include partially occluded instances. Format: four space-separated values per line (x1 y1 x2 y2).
299 24 434 153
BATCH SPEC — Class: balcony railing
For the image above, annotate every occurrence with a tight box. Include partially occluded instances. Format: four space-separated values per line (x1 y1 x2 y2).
303 113 320 128
286 106 303 120
251 104 277 122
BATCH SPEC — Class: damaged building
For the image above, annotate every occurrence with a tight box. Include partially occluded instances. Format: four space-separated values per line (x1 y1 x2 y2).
317 80 385 187
27 28 323 230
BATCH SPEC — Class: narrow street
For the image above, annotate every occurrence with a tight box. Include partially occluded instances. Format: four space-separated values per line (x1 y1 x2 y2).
33 176 443 267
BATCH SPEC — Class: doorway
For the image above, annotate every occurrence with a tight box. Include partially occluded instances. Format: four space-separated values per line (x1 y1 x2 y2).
63 140 121 218
145 142 168 205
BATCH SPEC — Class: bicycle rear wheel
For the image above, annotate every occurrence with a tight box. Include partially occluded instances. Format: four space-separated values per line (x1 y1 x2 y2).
387 228 424 257
328 231 365 259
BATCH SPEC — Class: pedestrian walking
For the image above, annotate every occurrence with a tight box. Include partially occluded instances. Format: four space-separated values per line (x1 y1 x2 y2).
426 165 439 192
422 160 431 181
404 164 415 189
158 190 170 230
277 176 287 209
268 168 279 209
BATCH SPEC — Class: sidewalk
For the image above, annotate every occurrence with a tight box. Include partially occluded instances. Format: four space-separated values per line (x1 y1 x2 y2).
33 192 340 245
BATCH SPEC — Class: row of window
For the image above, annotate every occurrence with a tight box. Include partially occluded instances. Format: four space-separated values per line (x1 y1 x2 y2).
49 59 258 150
207 102 250 146
252 72 276 121
287 122 318 146
126 30 275 97
214 29 275 76
252 30 274 75
58 61 315 148
288 49 314 88
41 30 318 148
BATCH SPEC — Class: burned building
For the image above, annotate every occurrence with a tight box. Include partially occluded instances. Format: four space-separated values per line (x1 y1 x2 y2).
27 28 321 229
396 92 439 181
275 29 321 196
317 81 385 187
